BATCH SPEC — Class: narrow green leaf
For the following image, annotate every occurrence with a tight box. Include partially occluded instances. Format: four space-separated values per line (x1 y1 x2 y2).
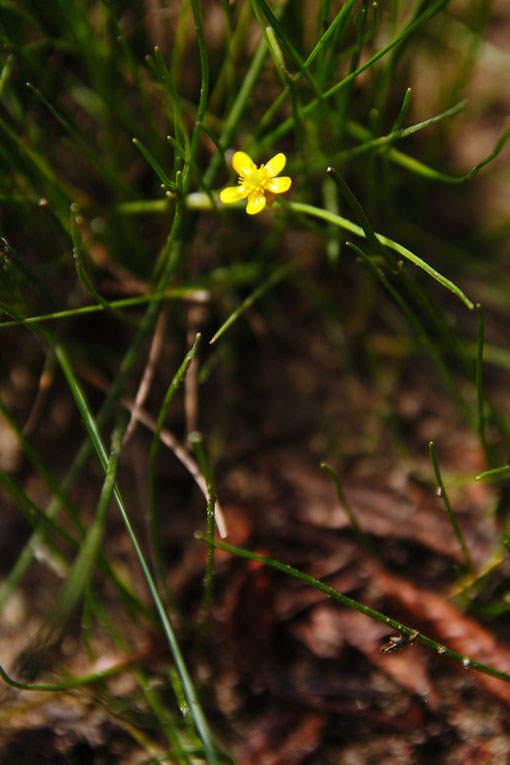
289 197 474 309
132 137 175 190
429 441 474 575
196 534 510 686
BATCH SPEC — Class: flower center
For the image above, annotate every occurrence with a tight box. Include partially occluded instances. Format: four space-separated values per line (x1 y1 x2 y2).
241 166 269 193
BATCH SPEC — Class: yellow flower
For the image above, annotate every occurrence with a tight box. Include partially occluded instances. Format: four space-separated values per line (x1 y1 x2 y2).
220 151 292 215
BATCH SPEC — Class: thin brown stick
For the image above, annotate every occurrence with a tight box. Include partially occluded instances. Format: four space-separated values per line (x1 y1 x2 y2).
81 367 228 537
123 308 168 445
127 399 227 538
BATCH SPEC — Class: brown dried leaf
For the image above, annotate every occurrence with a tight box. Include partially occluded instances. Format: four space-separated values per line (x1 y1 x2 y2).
234 711 326 765
290 603 438 708
257 451 497 565
373 565 510 705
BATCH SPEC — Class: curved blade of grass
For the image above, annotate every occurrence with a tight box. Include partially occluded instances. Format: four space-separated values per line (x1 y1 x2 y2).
209 263 294 345
196 534 510 686
0 657 135 693
336 99 467 162
429 441 474 575
26 82 135 196
287 198 474 309
345 117 510 183
321 463 372 553
326 165 393 260
189 432 216 633
41 422 121 642
0 286 207 329
475 303 490 464
148 333 205 585
0 461 145 623
388 87 413 137
54 344 218 764
132 137 175 190
0 641 190 760
476 465 510 482
71 206 138 328
326 165 471 380
345 240 466 412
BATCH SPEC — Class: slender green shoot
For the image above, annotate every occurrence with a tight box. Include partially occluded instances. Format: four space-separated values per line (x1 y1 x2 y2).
476 303 490 462
344 117 510 183
210 263 294 345
345 241 458 397
0 657 136 693
321 463 371 552
132 137 176 191
203 34 269 186
259 0 451 146
189 431 217 633
288 198 474 309
196 534 510 686
149 334 202 585
389 87 413 137
429 441 475 575
26 81 134 196
54 345 219 764
40 421 122 643
70 206 137 328
153 46 187 173
187 0 209 193
476 466 510 482
0 288 205 329
335 100 467 163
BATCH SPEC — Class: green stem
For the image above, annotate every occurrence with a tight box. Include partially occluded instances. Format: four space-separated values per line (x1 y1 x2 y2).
259 0 451 147
476 303 490 463
187 0 209 193
195 534 510 685
149 334 202 587
54 345 218 764
429 441 475 575
0 658 134 692
189 432 216 633
288 200 474 309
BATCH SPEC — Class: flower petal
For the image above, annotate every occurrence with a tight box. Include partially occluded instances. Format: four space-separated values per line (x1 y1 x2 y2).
266 176 291 194
246 192 267 215
264 153 286 177
220 185 249 204
232 151 256 177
